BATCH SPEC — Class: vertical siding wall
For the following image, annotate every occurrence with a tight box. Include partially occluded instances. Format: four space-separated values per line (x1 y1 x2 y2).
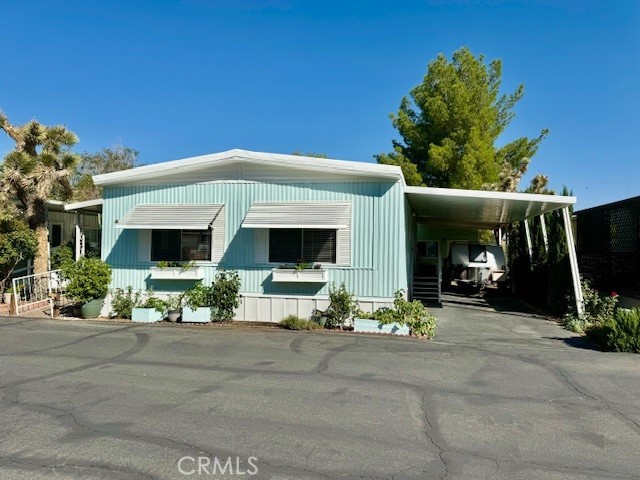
102 181 408 319
404 198 417 296
48 210 100 246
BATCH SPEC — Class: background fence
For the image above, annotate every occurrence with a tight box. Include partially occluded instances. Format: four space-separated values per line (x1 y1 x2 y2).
576 195 640 299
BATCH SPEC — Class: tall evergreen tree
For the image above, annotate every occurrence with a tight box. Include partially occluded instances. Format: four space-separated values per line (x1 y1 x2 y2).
377 47 547 190
0 111 79 274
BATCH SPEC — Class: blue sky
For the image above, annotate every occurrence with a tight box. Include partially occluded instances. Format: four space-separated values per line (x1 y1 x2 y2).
1 0 638 209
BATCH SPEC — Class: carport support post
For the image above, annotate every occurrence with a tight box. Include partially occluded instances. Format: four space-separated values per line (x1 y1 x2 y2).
562 207 584 315
539 214 548 253
523 218 533 259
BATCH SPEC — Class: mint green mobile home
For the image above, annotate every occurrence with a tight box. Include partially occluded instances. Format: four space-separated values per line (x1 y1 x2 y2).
94 149 582 320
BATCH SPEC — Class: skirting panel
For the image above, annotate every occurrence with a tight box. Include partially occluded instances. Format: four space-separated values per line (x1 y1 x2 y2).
234 293 393 322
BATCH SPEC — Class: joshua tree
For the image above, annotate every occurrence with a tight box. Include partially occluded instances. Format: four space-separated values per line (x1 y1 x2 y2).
0 110 79 274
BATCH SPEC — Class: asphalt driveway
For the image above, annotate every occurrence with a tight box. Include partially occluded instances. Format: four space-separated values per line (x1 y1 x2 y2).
0 294 639 479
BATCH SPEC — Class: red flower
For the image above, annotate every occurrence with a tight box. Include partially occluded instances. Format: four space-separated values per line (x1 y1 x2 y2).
611 291 619 297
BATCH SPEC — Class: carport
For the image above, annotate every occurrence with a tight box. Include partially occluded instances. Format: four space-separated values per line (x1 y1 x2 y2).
404 186 583 314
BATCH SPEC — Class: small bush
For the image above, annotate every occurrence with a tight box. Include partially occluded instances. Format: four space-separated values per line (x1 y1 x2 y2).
608 309 640 353
165 294 183 312
111 287 166 318
564 278 618 332
326 283 358 328
141 295 166 313
374 291 437 338
587 308 640 353
183 282 213 309
111 286 143 319
211 270 241 322
280 315 321 330
62 257 112 304
564 317 590 334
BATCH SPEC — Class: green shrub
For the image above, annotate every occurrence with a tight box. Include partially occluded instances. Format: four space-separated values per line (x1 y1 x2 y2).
51 246 74 271
326 283 358 328
111 286 143 319
374 291 437 338
111 287 166 318
581 278 618 322
211 270 241 322
62 257 112 304
607 309 640 353
280 315 321 330
587 308 640 353
183 282 213 309
141 295 166 313
564 278 618 332
564 317 590 334
165 294 183 312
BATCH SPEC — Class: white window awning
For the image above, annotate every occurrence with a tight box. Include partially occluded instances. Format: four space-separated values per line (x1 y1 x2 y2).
115 204 224 230
241 202 351 229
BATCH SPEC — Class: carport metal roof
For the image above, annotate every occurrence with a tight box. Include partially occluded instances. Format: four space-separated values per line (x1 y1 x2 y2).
405 186 577 229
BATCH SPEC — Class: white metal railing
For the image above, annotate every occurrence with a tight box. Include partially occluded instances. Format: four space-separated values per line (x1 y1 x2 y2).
11 270 65 316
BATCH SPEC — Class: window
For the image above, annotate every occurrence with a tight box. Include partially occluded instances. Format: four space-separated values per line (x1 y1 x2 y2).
269 228 336 264
151 230 211 262
85 228 101 249
50 224 63 248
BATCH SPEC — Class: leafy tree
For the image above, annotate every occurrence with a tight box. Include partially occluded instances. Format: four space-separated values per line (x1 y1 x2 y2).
0 111 79 274
377 47 547 190
0 210 38 293
73 145 139 200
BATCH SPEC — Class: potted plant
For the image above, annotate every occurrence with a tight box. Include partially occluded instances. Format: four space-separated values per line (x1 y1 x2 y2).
62 257 112 318
132 294 166 323
311 309 328 327
3 287 13 305
354 308 410 335
150 260 204 280
182 282 213 323
165 294 183 322
272 259 328 283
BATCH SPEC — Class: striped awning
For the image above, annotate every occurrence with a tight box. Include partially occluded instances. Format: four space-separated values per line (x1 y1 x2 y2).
115 204 223 230
241 202 351 229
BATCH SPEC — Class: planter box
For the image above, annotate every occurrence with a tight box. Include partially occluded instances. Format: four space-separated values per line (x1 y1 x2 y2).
181 306 211 323
150 267 204 280
132 307 165 323
354 318 409 336
271 268 328 283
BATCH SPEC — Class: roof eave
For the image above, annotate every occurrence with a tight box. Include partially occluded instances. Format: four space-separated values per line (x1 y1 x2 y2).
404 186 577 206
93 149 404 186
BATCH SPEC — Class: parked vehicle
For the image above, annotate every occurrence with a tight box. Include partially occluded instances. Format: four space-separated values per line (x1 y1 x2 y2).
448 243 507 290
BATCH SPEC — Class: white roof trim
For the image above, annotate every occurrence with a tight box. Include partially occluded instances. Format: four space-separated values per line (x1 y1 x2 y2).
93 149 404 186
241 202 351 229
404 186 577 205
64 198 104 211
115 204 223 230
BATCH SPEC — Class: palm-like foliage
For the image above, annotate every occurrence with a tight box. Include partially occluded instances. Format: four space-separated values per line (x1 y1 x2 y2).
0 111 79 273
